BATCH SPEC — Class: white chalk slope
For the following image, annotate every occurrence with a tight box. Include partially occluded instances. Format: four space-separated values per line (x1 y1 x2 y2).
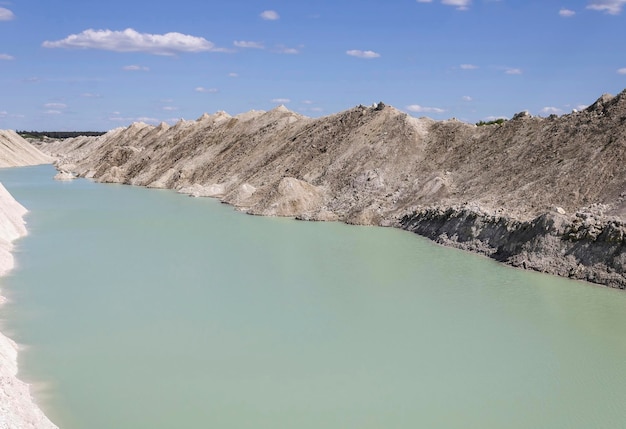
0 130 57 429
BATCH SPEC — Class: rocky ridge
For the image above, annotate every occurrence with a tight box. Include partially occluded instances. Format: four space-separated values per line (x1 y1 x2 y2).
40 90 626 289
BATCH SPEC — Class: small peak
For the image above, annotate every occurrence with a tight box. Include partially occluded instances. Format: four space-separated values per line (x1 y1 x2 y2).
156 122 170 131
271 104 290 113
214 110 231 118
196 113 212 122
587 93 615 112
512 110 531 120
127 122 151 132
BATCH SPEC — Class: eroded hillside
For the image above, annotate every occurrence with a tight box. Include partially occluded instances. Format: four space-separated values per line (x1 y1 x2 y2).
40 91 626 288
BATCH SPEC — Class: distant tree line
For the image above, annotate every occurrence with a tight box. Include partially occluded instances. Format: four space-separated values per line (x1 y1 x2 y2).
17 130 106 140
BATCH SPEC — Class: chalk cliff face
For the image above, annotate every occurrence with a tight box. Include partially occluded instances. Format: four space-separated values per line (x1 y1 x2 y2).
41 90 626 288
0 131 57 428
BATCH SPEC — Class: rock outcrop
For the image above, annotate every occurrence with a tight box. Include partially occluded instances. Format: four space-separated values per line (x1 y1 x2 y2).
40 90 626 289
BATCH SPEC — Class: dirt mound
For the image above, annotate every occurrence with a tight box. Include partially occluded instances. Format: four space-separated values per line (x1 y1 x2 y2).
41 89 626 288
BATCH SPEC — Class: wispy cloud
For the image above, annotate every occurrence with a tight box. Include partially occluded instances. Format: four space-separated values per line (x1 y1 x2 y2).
260 10 280 20
346 49 380 59
274 45 301 54
0 53 14 60
234 40 264 49
617 67 626 74
442 0 471 10
228 72 239 77
109 114 159 124
162 106 178 111
44 103 67 109
460 63 478 70
462 95 473 102
195 87 218 93
0 7 15 21
505 68 523 75
81 93 102 98
559 8 576 17
587 0 626 14
406 104 445 114
123 65 150 71
42 28 224 55
271 98 291 104
416 0 471 9
541 106 562 115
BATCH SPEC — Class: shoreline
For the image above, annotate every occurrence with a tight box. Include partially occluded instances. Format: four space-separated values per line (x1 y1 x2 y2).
0 182 58 429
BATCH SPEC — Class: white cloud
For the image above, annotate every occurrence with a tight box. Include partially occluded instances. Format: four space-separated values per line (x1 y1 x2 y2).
587 0 626 14
162 106 178 111
406 104 445 114
260 10 280 20
346 49 381 59
109 114 159 124
442 0 471 10
228 72 239 77
460 63 478 70
42 28 223 55
271 98 291 104
234 40 264 49
310 107 324 112
0 53 14 60
275 45 300 54
44 103 67 109
559 8 576 17
576 104 588 110
541 106 562 115
302 100 314 105
505 68 523 75
81 93 102 98
44 110 63 115
195 87 219 93
0 7 15 21
123 65 150 71
617 67 626 74
462 95 473 102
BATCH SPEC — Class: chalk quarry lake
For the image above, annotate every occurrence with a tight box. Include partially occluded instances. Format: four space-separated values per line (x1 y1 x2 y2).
2 165 626 428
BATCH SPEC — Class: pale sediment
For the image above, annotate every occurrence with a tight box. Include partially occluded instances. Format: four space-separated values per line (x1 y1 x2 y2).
0 183 58 429
0 131 58 428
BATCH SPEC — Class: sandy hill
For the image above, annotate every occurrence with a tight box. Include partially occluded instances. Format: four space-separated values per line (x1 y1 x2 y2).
0 130 54 168
42 90 626 289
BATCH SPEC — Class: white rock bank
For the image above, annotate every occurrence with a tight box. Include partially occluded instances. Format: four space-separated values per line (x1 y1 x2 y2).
0 130 58 428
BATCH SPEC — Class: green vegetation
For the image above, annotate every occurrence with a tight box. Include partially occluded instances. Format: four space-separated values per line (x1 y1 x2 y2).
17 131 106 140
475 118 506 126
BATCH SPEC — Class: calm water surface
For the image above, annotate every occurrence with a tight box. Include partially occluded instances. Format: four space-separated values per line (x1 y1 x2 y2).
2 165 626 428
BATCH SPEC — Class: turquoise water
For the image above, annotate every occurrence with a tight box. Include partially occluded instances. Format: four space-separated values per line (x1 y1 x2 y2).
2 165 626 428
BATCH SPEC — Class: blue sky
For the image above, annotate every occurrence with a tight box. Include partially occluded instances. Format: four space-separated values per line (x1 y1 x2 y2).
1 0 625 130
